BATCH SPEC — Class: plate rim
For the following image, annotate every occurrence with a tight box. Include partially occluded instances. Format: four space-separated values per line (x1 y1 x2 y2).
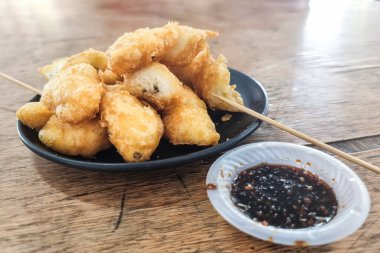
17 68 269 171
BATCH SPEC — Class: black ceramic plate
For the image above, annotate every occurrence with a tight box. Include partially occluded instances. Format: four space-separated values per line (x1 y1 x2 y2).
17 69 268 171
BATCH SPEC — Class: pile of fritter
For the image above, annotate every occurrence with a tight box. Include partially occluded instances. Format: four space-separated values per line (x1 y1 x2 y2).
16 22 244 162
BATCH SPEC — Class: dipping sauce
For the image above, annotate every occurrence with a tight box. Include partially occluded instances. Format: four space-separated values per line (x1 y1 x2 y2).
230 164 338 229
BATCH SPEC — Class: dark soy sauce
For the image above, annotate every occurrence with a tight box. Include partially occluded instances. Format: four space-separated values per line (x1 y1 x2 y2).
230 164 338 229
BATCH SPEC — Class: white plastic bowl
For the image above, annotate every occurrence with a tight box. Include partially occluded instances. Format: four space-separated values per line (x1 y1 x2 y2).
206 142 370 246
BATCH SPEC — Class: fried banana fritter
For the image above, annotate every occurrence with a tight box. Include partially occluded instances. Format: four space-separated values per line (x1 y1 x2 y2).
162 25 218 67
162 86 220 146
110 21 242 111
123 62 219 146
18 22 246 161
106 22 178 75
40 63 103 124
123 62 182 110
168 43 243 112
39 115 111 157
39 49 108 79
16 102 53 129
100 86 164 162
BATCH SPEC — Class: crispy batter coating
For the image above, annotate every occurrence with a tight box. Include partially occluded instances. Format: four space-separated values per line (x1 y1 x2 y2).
168 41 210 84
122 62 219 146
40 63 103 124
123 62 182 110
162 25 218 67
168 43 243 111
162 86 220 146
106 22 178 75
98 69 122 85
197 53 243 111
39 49 108 79
39 57 67 80
100 86 164 162
16 102 53 129
24 23 245 161
39 115 111 157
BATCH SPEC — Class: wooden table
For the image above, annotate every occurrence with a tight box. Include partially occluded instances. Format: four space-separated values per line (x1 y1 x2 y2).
1 0 379 252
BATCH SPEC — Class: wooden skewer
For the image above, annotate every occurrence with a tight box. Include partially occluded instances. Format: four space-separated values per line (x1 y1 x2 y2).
213 94 380 174
1 71 378 173
0 72 42 95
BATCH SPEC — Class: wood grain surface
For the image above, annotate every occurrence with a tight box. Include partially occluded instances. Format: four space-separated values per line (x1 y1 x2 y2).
0 0 379 252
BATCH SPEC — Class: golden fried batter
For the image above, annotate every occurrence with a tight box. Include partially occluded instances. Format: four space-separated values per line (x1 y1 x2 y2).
98 69 122 85
100 86 164 162
162 25 218 67
123 62 182 110
39 57 67 80
168 43 243 111
40 63 103 124
106 22 178 75
18 23 245 161
122 62 219 146
108 22 243 111
16 102 53 129
168 41 210 84
162 86 220 146
39 49 108 79
39 115 111 157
